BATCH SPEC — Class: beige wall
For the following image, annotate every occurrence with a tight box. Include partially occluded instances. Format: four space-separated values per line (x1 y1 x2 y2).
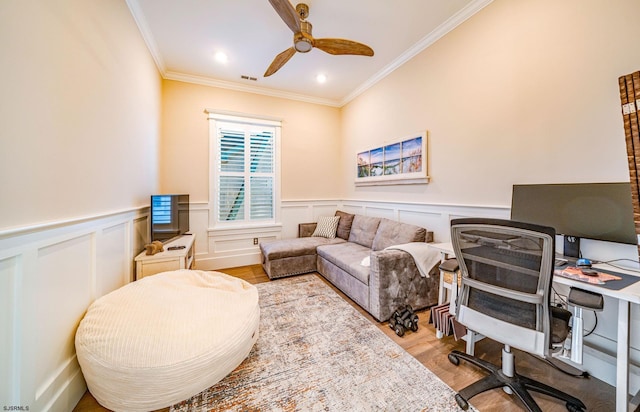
341 0 640 207
0 0 161 231
160 80 342 203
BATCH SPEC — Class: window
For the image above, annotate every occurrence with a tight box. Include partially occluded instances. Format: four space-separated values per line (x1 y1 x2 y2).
208 112 281 228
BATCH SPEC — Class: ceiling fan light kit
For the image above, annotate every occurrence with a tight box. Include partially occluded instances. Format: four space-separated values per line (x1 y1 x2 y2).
265 0 374 77
294 26 313 53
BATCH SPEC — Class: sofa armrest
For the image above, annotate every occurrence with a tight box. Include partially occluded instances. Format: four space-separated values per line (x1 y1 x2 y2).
368 249 439 321
298 222 317 238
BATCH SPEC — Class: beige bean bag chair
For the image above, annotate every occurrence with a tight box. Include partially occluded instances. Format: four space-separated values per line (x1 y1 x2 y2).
75 270 260 412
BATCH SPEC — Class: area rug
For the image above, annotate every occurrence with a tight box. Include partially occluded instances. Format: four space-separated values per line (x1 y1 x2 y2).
170 274 467 411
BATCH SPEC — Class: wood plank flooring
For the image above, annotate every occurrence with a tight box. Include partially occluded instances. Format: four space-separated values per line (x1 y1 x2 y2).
74 265 615 412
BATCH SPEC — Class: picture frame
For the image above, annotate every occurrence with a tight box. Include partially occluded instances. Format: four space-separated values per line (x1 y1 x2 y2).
355 131 429 186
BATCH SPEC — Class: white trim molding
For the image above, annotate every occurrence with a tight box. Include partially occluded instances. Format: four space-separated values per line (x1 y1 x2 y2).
0 208 149 411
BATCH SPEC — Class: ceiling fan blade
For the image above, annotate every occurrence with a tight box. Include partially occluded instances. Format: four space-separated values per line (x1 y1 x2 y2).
314 38 374 56
264 47 296 77
267 0 300 33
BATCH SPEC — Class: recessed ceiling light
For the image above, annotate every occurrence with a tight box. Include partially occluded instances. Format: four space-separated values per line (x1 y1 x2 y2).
316 73 327 84
214 51 228 64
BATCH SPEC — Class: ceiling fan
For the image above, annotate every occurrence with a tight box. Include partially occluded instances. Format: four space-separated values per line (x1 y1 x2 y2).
264 0 374 77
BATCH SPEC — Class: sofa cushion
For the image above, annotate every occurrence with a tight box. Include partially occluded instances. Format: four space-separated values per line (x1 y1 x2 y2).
371 219 427 251
334 210 355 240
316 242 371 285
311 215 340 239
347 215 381 248
260 237 345 260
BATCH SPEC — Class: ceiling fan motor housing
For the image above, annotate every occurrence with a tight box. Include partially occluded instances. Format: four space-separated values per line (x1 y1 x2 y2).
294 21 313 52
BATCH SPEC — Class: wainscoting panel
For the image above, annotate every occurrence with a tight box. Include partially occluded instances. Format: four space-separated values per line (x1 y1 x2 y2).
189 199 511 271
280 204 311 239
33 234 92 409
0 256 18 406
280 201 341 239
188 203 210 257
338 200 509 243
360 206 397 220
203 226 282 270
96 223 129 298
0 208 147 411
339 204 366 216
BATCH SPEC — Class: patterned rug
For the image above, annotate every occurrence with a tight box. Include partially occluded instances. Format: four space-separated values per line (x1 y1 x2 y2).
170 274 466 411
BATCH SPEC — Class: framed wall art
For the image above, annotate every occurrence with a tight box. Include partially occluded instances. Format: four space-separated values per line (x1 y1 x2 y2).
355 131 429 186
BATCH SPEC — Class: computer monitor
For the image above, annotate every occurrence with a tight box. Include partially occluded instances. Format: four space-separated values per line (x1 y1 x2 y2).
510 182 637 245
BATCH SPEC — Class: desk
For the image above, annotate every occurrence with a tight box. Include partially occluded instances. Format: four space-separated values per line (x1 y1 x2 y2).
428 241 640 412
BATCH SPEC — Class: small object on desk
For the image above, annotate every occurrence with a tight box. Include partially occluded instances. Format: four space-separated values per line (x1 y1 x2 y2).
168 245 186 250
555 258 568 267
576 258 592 268
581 269 599 276
439 258 459 273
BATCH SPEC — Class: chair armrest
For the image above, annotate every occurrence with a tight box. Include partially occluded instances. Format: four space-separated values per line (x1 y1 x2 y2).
298 222 317 238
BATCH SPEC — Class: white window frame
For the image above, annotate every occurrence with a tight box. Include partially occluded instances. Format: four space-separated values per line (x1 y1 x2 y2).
207 110 281 230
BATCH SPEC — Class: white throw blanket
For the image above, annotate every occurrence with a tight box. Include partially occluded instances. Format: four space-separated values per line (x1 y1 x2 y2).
384 242 441 278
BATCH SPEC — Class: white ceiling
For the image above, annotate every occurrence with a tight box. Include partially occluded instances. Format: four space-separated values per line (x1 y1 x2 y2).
127 0 492 106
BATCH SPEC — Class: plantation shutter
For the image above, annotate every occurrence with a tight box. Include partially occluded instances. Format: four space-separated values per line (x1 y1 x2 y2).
216 123 275 223
249 131 274 220
151 195 172 224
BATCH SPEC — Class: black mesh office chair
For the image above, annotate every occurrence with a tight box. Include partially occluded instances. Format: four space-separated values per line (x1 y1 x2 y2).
447 218 586 412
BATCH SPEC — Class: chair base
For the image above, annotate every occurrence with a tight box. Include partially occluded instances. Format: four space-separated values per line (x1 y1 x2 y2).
448 350 586 412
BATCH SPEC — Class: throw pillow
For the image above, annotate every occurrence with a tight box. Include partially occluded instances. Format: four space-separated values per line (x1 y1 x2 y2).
334 210 355 240
311 216 341 239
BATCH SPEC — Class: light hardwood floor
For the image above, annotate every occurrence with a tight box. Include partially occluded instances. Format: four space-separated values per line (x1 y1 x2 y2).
74 265 616 412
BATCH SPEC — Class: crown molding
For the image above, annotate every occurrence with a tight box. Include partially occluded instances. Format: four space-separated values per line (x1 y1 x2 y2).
340 0 493 106
164 72 341 107
127 0 492 108
125 0 166 73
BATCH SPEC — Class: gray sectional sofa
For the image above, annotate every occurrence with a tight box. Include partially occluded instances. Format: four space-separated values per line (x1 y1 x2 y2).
259 211 440 321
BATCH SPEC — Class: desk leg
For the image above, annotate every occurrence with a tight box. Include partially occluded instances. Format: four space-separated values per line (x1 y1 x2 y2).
436 270 446 339
449 272 458 315
616 299 630 412
438 269 447 305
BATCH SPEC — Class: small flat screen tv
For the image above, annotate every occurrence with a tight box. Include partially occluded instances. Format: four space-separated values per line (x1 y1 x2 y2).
150 194 190 243
510 182 637 245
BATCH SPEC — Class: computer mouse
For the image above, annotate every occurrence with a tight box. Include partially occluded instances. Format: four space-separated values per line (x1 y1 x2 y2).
576 258 592 268
581 269 599 276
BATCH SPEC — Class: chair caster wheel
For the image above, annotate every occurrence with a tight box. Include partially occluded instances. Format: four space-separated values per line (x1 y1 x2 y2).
455 394 469 410
394 323 405 337
448 353 460 366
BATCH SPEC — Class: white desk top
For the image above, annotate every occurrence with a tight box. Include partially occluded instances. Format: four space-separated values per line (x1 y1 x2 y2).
428 241 640 305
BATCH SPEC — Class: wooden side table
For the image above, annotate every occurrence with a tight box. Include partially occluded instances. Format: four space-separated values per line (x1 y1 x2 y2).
135 235 195 280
